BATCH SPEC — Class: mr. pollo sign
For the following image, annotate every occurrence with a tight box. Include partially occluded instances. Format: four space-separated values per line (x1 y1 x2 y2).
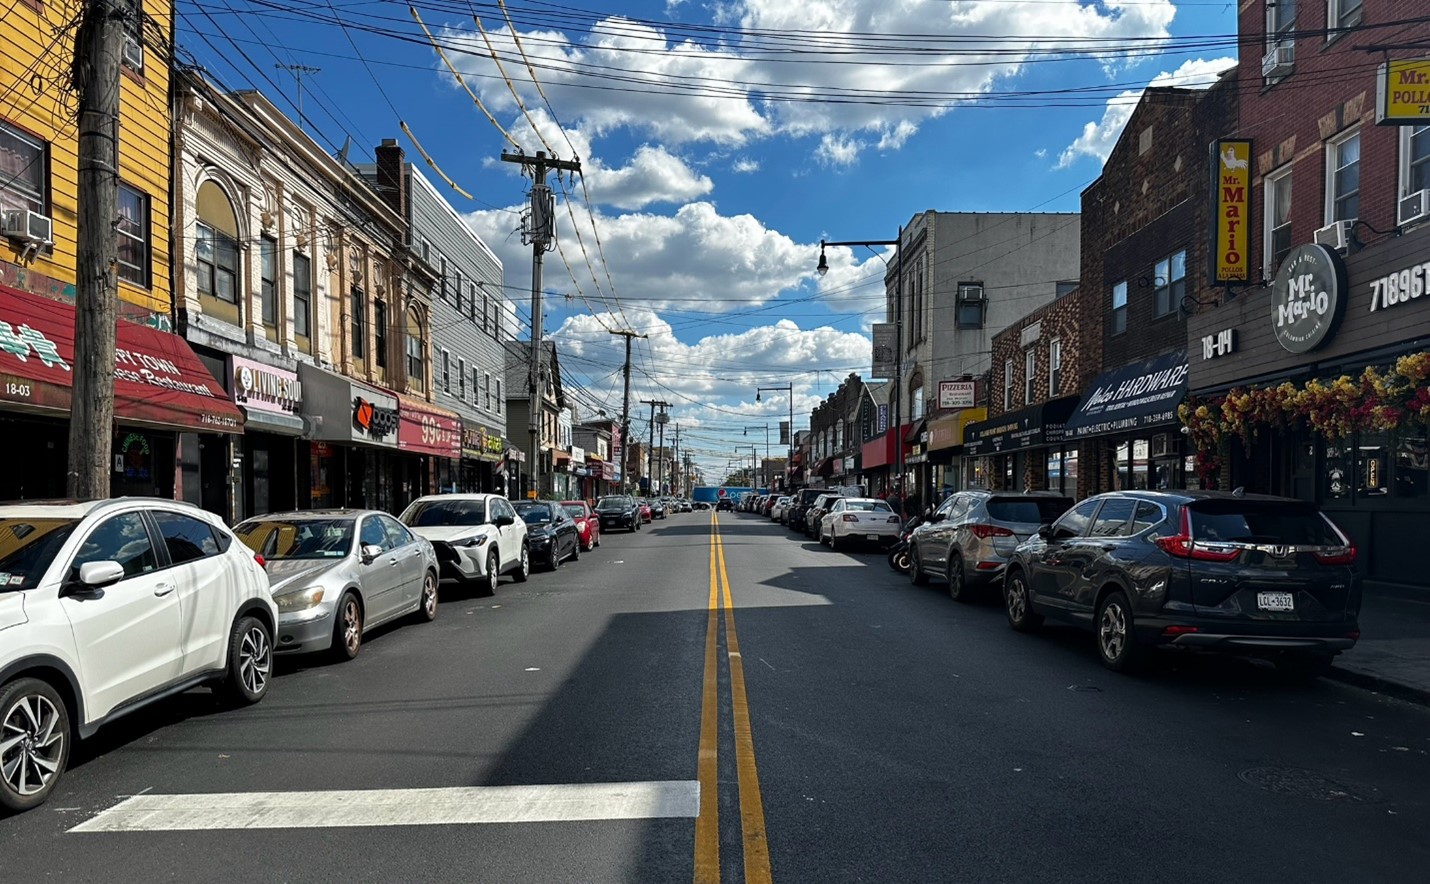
1208 139 1251 284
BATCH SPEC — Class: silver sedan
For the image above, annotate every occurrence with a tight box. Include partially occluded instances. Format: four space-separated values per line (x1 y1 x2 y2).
234 509 440 660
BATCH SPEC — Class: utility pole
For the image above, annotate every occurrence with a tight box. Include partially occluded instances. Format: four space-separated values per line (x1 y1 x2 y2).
609 329 645 493
274 62 320 123
641 399 669 495
68 0 123 498
671 423 681 496
503 150 581 499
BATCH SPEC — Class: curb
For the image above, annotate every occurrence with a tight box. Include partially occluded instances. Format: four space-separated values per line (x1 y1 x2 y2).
1325 666 1430 707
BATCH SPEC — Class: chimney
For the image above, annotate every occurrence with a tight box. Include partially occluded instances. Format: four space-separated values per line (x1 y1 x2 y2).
375 138 407 221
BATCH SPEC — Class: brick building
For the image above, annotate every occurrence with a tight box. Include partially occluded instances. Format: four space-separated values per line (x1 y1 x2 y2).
806 373 866 488
1181 5 1430 587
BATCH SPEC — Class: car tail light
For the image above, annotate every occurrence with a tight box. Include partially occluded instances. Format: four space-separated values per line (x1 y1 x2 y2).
969 524 1014 539
888 516 900 524
254 554 266 569
1154 508 1240 562
1344 630 1361 640
1162 625 1200 636
841 514 859 522
975 561 1001 570
1312 546 1356 565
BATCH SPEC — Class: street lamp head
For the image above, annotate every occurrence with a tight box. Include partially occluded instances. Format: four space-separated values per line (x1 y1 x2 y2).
816 243 829 277
755 391 761 402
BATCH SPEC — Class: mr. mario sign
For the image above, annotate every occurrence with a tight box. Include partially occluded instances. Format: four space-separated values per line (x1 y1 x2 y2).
1270 243 1347 354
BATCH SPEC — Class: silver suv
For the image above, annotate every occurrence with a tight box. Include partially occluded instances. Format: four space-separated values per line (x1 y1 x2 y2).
909 491 1073 601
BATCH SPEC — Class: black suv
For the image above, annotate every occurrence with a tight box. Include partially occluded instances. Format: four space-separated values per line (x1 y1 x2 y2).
1002 490 1360 676
716 497 734 512
595 495 641 532
786 488 827 533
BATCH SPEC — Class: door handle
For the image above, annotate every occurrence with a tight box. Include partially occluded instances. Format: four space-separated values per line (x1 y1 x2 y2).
389 559 400 567
154 583 175 597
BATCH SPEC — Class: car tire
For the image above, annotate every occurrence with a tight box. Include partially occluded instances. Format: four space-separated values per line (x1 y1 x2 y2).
909 547 930 586
332 592 363 661
1275 652 1335 681
1004 570 1043 633
946 554 969 602
217 615 274 705
513 545 530 582
483 546 500 595
417 570 439 622
0 677 71 814
571 539 580 562
1097 590 1141 673
829 531 842 552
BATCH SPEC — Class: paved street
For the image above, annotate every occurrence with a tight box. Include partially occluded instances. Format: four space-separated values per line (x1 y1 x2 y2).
4 510 1430 883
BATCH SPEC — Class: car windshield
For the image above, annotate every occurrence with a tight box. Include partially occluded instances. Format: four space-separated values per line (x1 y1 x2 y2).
596 497 631 511
402 499 487 527
563 505 587 519
514 504 554 524
1187 500 1344 545
235 518 355 559
0 518 80 591
987 497 1074 524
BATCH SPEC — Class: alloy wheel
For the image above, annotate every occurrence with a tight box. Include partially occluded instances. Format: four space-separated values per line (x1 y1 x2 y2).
422 572 438 619
1 692 64 798
342 598 362 656
238 624 272 696
1007 576 1027 622
947 555 966 601
1099 599 1128 662
486 552 500 595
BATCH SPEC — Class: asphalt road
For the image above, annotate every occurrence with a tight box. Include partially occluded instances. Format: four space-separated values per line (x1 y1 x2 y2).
4 509 1430 883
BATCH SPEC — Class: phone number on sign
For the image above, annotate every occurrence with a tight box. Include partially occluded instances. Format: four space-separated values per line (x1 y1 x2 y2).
199 413 240 428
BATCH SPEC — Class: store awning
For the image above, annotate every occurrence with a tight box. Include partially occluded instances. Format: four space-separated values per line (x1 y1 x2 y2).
963 396 1079 456
1062 350 1188 440
813 456 835 477
242 406 306 436
396 394 461 458
0 283 243 433
903 417 927 443
928 407 988 452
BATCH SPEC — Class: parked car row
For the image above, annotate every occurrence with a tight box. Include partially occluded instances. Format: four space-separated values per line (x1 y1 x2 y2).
752 487 1365 679
0 489 686 814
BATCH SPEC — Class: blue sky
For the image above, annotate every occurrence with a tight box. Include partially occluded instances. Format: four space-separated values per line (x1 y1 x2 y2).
177 0 1238 482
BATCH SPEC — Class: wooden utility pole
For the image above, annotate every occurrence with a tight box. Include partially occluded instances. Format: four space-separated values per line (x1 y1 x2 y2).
641 399 669 495
501 150 581 499
609 328 644 493
68 0 124 498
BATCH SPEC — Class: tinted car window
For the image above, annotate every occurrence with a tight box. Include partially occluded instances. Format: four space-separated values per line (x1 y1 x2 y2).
1054 499 1101 538
987 497 1074 524
563 505 587 519
70 512 157 580
1090 499 1137 537
595 497 632 512
360 516 390 550
381 516 413 549
515 504 554 524
151 511 221 565
845 500 892 512
1187 500 1344 545
1131 501 1164 534
0 518 79 591
403 499 486 526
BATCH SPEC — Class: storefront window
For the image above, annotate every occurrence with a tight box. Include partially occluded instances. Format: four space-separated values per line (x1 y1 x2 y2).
1395 433 1429 499
310 442 336 508
1324 443 1352 499
1358 433 1390 498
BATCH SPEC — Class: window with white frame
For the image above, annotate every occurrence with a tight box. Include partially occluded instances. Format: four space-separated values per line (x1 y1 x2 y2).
1003 358 1014 410
454 269 464 313
406 307 424 390
260 236 278 329
1326 129 1360 224
496 378 503 413
1267 0 1296 44
1328 0 1362 32
1048 338 1062 395
0 123 47 215
116 183 149 286
956 282 986 329
1265 166 1293 271
1154 250 1186 318
458 358 466 400
1403 124 1430 199
1025 349 1036 405
471 366 479 405
483 372 492 411
121 0 144 75
910 383 923 420
1111 280 1127 334
439 255 448 302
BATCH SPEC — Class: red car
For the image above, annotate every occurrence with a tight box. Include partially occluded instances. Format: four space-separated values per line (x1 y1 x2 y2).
561 500 602 551
637 499 653 523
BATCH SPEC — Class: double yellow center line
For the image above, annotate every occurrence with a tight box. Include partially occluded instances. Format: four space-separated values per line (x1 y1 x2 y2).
694 512 772 884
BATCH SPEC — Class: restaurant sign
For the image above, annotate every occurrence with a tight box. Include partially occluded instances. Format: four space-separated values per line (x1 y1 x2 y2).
1270 243 1346 354
1208 139 1252 284
1376 57 1430 125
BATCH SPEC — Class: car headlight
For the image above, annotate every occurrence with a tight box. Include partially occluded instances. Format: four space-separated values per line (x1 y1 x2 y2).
276 587 326 613
460 535 490 547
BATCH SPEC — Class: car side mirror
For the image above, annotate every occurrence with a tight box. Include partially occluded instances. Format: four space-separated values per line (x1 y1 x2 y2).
360 543 384 564
1037 524 1054 541
493 514 514 527
63 560 125 596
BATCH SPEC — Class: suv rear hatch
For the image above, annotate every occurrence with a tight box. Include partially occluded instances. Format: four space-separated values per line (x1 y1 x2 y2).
983 496 1074 555
1166 499 1357 621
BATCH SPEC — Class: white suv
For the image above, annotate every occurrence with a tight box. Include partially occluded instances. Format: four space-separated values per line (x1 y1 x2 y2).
398 494 529 596
0 499 277 813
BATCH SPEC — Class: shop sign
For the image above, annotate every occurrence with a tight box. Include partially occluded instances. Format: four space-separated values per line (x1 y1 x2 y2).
397 397 461 458
1270 243 1346 353
1208 138 1252 283
937 380 976 409
1199 328 1237 361
570 445 585 463
1376 57 1430 125
232 356 301 414
1367 258 1430 313
352 393 399 444
876 404 889 434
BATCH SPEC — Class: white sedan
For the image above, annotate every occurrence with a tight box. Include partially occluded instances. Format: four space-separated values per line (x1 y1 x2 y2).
818 497 902 551
769 496 792 522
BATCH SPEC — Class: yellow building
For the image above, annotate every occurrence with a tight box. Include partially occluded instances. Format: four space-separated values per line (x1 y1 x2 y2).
1 0 172 322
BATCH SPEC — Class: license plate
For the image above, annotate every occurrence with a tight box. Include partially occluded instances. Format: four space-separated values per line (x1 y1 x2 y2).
866 534 879 541
1257 591 1295 612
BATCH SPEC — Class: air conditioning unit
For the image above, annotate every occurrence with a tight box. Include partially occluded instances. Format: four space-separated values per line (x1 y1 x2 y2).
1261 41 1294 79
1314 219 1355 252
1399 190 1430 227
2 209 54 246
122 33 143 70
1150 433 1171 458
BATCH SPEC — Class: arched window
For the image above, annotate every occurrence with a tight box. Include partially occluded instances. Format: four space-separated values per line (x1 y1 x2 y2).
405 304 425 391
196 180 240 318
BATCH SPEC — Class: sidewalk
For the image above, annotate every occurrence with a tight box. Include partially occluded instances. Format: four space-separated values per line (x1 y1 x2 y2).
1327 583 1430 704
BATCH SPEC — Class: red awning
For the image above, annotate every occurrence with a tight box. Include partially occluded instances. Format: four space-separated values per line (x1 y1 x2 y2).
0 284 243 433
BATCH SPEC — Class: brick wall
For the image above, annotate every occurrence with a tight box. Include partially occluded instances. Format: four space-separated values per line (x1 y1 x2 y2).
989 287 1092 418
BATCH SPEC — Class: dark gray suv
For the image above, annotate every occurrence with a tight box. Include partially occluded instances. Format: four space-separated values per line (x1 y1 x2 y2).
1002 490 1360 676
908 491 1073 601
